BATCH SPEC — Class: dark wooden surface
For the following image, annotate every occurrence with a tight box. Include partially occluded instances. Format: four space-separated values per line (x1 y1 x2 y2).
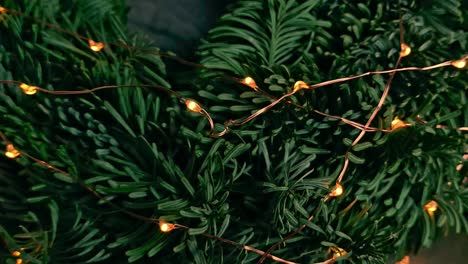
128 0 234 56
127 1 467 263
410 234 467 264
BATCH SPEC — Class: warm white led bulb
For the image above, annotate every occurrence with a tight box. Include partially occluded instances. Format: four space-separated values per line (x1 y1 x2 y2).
329 184 343 197
400 43 411 57
185 99 202 113
88 40 104 52
5 144 20 159
159 222 175 233
451 59 466 69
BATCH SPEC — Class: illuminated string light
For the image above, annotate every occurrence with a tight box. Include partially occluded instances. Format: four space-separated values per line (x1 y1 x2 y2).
241 76 258 90
262 21 414 263
292 80 309 93
16 259 23 264
19 83 38 95
400 43 411 57
256 42 467 264
11 251 21 257
456 154 468 171
395 255 410 264
159 222 175 233
0 6 7 13
185 99 203 113
0 54 464 139
0 134 293 264
5 144 20 159
391 117 409 131
424 200 438 213
330 247 347 259
451 58 466 69
329 183 344 197
88 39 104 52
1 7 465 264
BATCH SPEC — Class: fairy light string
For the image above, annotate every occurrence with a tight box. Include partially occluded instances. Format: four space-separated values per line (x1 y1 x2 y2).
395 255 410 264
0 5 211 71
335 54 404 185
0 5 466 137
0 131 296 264
328 14 411 200
0 37 466 264
257 16 465 264
0 4 466 264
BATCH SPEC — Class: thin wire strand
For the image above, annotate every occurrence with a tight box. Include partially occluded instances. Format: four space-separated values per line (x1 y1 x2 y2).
4 79 461 136
209 91 296 137
336 55 403 184
335 13 408 185
1 5 467 263
208 55 464 137
258 196 330 263
0 131 295 264
4 7 223 74
307 60 456 91
238 83 393 132
259 13 416 264
201 232 299 264
0 80 181 98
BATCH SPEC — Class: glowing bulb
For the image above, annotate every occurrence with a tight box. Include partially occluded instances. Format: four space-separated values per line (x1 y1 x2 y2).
391 117 409 130
424 200 438 213
88 40 104 52
400 43 411 57
451 59 466 69
185 99 202 113
0 6 6 13
293 80 309 93
19 83 38 95
159 222 175 233
457 154 468 171
11 251 21 257
331 247 347 259
5 144 20 159
395 256 410 264
16 259 23 264
329 183 344 197
242 76 257 90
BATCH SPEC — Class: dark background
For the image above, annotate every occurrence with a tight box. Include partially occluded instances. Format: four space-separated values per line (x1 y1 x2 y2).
128 0 235 57
127 1 467 263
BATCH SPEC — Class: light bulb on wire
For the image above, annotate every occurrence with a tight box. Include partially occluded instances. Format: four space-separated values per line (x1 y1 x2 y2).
5 144 20 159
424 200 438 213
329 183 344 197
395 256 410 264
159 222 175 233
400 43 411 57
241 76 258 90
456 154 468 171
0 6 7 13
88 39 104 52
185 99 203 113
293 80 309 93
330 247 347 259
391 117 409 131
451 58 466 69
11 251 21 257
19 83 38 95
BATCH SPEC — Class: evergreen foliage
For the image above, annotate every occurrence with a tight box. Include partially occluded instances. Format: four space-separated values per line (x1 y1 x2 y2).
0 0 467 263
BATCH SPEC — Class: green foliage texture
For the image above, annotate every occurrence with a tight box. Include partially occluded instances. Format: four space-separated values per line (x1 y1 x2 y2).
0 0 467 263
